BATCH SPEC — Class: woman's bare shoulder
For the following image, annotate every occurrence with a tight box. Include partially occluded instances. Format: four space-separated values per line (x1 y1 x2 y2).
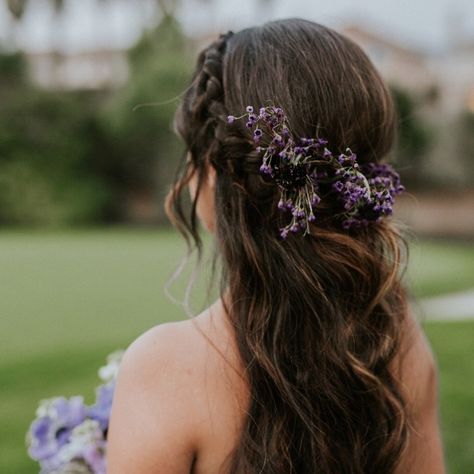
107 299 248 473
106 301 226 472
391 307 446 473
392 307 438 406
124 298 241 376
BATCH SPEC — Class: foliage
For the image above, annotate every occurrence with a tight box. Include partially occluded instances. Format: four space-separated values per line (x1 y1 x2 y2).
0 55 113 225
0 14 191 226
0 15 453 227
390 85 434 186
99 14 191 222
0 51 27 86
455 110 474 186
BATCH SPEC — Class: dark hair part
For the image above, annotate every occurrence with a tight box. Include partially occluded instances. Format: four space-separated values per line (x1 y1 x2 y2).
166 18 410 474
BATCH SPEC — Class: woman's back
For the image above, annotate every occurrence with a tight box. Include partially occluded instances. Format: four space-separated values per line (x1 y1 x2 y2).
108 297 443 473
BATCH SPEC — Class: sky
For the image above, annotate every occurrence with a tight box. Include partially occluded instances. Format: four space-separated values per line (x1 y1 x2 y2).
0 0 473 54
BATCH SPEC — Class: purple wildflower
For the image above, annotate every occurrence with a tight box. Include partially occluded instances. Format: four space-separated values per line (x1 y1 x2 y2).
311 194 321 207
290 222 300 233
226 104 404 236
253 128 263 142
87 381 115 431
27 396 87 463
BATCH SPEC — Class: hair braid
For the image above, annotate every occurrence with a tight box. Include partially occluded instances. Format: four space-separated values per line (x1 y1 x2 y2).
184 32 233 161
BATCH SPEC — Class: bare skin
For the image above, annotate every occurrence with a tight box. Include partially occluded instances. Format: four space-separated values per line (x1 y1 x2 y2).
107 162 446 473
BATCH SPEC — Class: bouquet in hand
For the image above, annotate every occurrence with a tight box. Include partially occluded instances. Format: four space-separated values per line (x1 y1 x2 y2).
26 350 124 473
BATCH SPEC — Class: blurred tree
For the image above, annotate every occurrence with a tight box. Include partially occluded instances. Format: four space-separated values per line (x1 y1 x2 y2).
455 110 474 187
99 13 191 223
3 0 28 48
0 3 195 226
390 85 434 187
0 50 27 87
0 51 113 225
6 0 65 16
5 0 28 19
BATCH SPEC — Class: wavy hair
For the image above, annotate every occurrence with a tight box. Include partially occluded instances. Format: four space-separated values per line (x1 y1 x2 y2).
165 18 410 474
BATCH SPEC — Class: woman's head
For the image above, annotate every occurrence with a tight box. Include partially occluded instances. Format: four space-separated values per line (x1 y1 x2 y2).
171 18 397 242
167 18 410 474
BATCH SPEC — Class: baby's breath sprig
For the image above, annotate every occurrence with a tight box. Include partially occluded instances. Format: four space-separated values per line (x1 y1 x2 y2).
227 105 404 239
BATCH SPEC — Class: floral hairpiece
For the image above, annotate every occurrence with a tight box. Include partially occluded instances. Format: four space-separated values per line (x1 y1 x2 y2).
227 105 405 239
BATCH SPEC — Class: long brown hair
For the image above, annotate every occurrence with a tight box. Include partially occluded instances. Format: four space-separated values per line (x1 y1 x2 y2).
166 18 410 474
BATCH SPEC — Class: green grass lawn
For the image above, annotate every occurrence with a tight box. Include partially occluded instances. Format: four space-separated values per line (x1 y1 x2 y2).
0 229 472 473
408 238 474 298
423 321 474 474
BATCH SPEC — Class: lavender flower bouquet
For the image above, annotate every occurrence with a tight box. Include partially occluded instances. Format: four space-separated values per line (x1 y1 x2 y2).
26 350 124 474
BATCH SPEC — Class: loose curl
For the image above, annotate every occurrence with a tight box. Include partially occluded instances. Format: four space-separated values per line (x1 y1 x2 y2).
166 19 411 474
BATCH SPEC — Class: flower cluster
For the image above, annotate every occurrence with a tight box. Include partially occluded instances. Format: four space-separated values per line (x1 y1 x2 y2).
227 105 405 238
26 350 124 473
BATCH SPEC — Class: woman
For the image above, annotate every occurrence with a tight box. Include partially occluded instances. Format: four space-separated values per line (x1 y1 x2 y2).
107 19 445 473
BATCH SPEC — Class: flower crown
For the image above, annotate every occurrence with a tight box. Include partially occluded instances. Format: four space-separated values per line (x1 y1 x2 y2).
227 105 405 239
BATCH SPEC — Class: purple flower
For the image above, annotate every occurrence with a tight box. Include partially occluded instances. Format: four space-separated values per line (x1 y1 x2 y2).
28 417 58 461
227 104 405 236
54 419 107 474
332 181 344 193
348 153 357 163
342 219 353 230
272 135 285 147
82 443 107 474
87 381 115 431
290 222 300 233
273 107 284 118
311 194 321 207
248 113 258 124
27 396 87 463
227 115 235 124
253 128 263 142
